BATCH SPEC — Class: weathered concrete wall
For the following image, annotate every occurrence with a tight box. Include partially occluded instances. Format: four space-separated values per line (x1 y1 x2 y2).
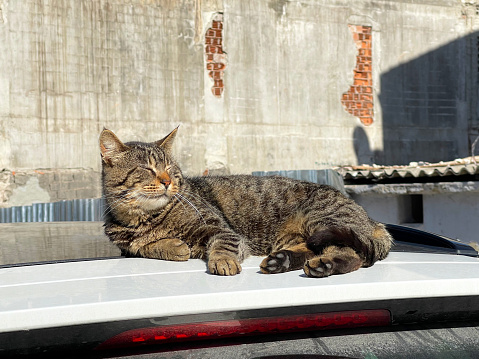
0 169 100 207
0 0 478 205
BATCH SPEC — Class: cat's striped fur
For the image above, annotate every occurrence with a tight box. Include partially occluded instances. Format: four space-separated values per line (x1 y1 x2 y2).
100 128 393 277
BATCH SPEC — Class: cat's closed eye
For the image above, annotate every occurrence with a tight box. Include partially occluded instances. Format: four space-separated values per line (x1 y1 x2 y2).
138 164 156 175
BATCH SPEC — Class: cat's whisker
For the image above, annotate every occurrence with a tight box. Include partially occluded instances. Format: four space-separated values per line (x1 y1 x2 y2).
103 194 126 215
179 189 217 215
174 193 207 225
102 190 137 217
173 193 189 212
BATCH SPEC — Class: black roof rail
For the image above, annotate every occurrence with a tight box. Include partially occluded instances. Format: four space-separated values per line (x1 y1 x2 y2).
386 223 478 258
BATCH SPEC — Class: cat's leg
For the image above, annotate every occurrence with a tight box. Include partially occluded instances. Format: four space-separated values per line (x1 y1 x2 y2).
136 238 191 261
260 213 315 274
303 245 363 278
207 232 246 276
304 223 392 278
303 224 393 277
260 242 315 274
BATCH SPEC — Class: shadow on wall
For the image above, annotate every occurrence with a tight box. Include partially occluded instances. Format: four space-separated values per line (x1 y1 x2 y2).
353 126 378 165
355 32 479 166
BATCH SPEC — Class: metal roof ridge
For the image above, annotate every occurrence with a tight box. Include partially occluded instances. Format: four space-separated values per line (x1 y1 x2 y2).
335 156 479 180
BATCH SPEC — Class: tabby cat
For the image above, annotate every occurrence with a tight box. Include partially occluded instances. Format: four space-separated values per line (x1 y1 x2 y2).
100 128 393 277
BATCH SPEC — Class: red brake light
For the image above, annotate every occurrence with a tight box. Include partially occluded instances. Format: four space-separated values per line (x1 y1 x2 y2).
96 309 391 350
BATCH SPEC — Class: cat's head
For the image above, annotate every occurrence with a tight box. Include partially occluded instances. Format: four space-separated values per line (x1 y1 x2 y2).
99 128 183 217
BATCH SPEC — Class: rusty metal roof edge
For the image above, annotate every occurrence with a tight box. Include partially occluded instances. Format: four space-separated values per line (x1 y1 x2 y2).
336 156 479 181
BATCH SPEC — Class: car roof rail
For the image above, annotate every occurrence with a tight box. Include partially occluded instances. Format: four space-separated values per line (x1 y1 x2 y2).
385 223 478 258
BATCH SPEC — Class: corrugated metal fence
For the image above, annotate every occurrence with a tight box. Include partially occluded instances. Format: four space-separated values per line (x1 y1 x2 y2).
0 170 344 223
0 198 104 223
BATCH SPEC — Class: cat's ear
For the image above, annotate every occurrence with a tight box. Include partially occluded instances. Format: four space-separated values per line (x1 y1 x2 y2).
99 128 129 166
155 126 179 153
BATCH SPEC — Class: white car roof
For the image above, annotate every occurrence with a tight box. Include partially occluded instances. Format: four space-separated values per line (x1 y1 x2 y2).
1 252 478 333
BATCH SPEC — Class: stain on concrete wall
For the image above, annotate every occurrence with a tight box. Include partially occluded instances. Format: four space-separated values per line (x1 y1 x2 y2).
0 169 100 208
7 177 50 207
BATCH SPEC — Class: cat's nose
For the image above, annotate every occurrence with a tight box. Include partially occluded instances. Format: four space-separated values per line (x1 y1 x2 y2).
161 180 171 189
156 172 172 190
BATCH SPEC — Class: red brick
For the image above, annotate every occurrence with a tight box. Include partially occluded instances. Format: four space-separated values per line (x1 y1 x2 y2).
212 21 223 30
208 71 223 80
205 45 223 54
213 63 225 71
361 117 373 125
206 29 221 37
212 87 223 96
358 49 371 57
205 37 222 46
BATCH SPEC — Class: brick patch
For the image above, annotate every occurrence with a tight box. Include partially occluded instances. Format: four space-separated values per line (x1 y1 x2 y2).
205 13 226 97
341 25 373 126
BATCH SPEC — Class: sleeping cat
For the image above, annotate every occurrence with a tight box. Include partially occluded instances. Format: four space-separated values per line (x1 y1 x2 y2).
100 127 393 277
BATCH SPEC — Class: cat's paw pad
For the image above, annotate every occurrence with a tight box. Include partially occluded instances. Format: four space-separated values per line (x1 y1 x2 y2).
208 255 242 276
260 251 291 274
161 238 190 261
303 257 334 278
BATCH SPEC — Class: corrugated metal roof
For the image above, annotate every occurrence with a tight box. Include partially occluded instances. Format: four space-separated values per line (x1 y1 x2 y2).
0 198 104 223
336 156 479 182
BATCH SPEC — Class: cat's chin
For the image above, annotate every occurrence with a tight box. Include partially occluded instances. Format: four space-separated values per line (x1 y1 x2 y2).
139 195 171 211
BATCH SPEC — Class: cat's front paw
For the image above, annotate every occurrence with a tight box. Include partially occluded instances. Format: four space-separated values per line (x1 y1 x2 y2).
162 238 191 261
208 253 242 276
303 256 334 278
141 238 190 261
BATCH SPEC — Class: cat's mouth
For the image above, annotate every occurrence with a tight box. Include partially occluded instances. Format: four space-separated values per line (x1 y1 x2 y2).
143 185 168 194
138 185 175 211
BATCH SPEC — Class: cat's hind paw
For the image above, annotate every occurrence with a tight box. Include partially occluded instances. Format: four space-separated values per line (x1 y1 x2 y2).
208 254 242 276
304 247 363 278
260 251 292 274
303 257 334 278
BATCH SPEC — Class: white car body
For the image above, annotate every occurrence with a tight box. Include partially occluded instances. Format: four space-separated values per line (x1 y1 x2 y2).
1 221 479 358
2 252 479 334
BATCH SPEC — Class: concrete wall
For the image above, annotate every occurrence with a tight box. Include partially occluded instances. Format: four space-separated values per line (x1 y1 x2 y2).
0 0 478 205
